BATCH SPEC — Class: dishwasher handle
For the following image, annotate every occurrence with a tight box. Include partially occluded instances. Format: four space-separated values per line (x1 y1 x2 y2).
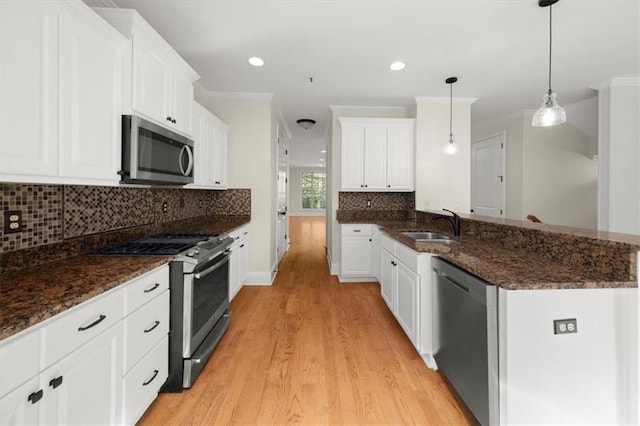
433 267 470 293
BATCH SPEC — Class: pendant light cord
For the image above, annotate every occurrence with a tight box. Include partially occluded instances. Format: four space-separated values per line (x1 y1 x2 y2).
548 4 553 94
449 82 453 139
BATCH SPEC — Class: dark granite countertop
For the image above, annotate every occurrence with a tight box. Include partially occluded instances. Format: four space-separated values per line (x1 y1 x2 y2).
340 219 638 291
0 216 251 341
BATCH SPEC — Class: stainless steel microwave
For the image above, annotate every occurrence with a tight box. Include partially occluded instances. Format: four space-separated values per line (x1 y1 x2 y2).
120 115 194 185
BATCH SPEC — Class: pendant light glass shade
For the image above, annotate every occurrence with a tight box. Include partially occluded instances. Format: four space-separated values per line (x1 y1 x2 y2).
444 76 459 155
532 90 566 127
532 0 566 127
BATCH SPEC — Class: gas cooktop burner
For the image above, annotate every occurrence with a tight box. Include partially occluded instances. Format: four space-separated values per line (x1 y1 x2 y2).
91 233 214 256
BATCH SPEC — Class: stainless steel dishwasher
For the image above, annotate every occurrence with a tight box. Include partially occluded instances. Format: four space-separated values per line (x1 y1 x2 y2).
432 257 499 426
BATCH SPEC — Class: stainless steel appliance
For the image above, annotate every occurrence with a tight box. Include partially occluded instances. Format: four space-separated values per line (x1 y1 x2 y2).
120 115 194 185
92 233 234 390
432 257 499 426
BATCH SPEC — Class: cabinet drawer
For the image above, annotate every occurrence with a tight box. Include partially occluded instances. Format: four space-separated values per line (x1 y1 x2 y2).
0 330 40 398
122 336 168 425
42 288 123 367
229 225 249 242
396 243 419 272
342 224 372 236
123 265 169 316
123 290 169 373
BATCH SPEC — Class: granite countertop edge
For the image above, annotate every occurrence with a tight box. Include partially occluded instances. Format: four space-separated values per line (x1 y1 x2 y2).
340 219 637 291
0 217 251 341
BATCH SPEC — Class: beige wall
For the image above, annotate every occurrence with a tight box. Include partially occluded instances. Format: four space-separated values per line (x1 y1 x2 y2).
473 108 598 229
414 98 474 214
195 90 277 282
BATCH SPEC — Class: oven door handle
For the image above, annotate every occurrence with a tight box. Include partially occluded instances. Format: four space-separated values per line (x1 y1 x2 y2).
194 255 229 280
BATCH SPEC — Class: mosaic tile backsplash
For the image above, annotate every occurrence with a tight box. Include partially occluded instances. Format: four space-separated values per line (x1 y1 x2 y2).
0 183 250 253
338 192 415 210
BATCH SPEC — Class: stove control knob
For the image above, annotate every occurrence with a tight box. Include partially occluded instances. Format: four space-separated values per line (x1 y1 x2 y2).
193 248 201 255
186 250 195 257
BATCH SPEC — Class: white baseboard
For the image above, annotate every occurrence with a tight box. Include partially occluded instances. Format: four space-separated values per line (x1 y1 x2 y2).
327 252 339 275
338 276 378 283
421 353 438 371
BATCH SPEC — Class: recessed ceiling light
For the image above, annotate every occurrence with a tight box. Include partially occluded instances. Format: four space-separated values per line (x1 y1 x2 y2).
248 57 264 67
320 158 325 161
390 61 405 71
320 150 326 153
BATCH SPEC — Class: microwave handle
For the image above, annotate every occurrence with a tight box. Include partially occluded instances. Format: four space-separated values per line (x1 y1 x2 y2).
179 145 194 177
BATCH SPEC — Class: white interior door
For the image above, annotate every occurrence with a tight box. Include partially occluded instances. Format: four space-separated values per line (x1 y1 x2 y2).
471 134 505 217
276 125 288 266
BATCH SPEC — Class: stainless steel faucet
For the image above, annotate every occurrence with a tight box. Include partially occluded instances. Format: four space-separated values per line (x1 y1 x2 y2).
432 209 461 236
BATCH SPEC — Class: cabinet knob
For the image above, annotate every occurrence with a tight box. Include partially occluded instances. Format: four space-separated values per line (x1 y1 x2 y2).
364 184 368 188
369 238 372 242
166 116 172 122
387 185 391 188
215 181 221 184
28 390 43 404
49 376 63 389
172 119 177 124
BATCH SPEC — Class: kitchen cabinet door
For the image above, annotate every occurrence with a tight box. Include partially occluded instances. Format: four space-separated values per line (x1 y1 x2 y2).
41 323 122 426
0 1 59 179
341 236 373 277
395 261 420 346
341 125 365 190
362 125 387 190
169 69 193 136
211 124 228 188
58 6 124 182
132 33 171 128
189 102 207 186
380 250 395 311
0 377 42 426
386 124 414 190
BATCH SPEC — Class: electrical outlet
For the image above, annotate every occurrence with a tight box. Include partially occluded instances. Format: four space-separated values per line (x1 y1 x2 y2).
3 210 22 234
554 318 578 335
162 202 168 213
198 200 203 208
366 200 371 208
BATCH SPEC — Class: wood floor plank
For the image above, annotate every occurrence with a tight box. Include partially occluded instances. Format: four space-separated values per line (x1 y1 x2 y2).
138 216 474 425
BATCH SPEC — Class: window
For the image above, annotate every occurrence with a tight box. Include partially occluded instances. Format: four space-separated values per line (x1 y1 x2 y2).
301 171 326 209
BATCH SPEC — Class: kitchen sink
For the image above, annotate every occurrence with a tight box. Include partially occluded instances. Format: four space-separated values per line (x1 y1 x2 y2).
401 232 457 243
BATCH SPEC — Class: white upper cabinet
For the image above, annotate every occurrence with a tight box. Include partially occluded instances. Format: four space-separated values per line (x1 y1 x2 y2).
188 101 228 189
339 117 415 191
386 124 415 190
0 1 126 185
95 8 199 137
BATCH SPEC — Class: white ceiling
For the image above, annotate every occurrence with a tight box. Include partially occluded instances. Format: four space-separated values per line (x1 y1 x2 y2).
108 0 639 167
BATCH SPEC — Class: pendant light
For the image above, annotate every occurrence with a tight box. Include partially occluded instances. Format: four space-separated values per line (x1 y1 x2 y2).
443 76 459 155
532 0 566 127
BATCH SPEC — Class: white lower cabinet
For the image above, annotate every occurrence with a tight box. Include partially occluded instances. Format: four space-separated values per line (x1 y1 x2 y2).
41 323 123 425
229 225 250 301
0 377 41 426
379 234 435 360
340 224 375 281
0 264 170 426
122 336 168 425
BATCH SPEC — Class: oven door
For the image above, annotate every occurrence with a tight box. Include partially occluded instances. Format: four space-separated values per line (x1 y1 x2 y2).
182 251 230 357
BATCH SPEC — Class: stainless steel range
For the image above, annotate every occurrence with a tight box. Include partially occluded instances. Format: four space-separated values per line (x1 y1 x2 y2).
93 233 234 391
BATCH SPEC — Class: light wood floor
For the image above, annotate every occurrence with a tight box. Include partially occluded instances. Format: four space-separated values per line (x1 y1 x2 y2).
139 216 474 425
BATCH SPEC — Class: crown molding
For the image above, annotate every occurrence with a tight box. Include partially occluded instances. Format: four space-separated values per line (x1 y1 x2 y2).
590 77 640 90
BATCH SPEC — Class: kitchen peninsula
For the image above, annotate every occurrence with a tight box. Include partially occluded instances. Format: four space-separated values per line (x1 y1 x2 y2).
337 206 639 425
